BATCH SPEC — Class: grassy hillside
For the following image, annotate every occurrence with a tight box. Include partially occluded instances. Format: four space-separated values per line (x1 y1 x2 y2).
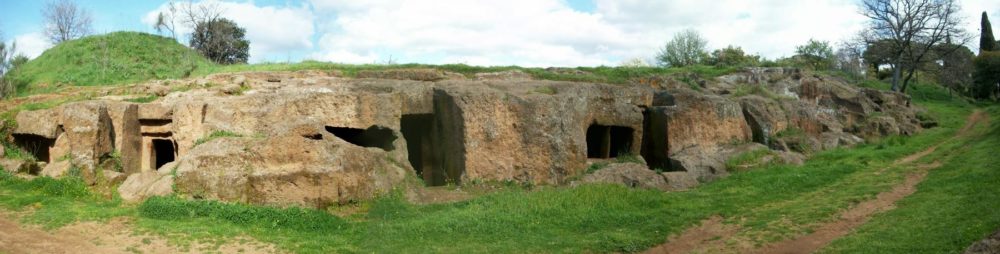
8 31 213 95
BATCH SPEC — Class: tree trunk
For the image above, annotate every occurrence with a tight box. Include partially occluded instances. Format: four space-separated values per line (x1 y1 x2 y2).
891 61 902 91
900 67 917 93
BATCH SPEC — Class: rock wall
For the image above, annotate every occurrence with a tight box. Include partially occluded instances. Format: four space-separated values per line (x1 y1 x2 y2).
6 68 924 206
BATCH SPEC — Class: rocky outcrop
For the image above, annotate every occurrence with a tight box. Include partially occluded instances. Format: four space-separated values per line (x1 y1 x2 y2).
965 229 1000 254
5 67 924 206
171 132 409 207
579 163 670 191
118 171 174 202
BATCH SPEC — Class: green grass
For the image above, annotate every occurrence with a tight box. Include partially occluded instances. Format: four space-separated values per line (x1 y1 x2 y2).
821 106 1000 253
191 62 739 85
8 31 213 96
725 149 774 170
0 171 131 229
732 83 789 100
192 131 244 146
532 86 557 95
124 95 159 103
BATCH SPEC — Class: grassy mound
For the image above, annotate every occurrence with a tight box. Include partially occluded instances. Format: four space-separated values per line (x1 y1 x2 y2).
8 31 213 95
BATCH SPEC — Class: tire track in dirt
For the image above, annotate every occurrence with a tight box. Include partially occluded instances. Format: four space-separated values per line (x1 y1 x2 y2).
645 110 987 254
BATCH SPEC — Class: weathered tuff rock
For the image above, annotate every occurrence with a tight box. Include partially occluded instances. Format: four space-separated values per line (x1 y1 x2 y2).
966 229 1000 254
579 163 670 191
7 68 923 206
0 159 40 175
118 171 174 202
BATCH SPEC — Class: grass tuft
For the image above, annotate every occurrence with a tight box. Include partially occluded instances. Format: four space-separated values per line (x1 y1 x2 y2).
193 131 244 146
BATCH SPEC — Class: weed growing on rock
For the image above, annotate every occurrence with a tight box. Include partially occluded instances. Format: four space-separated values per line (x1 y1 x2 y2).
193 130 244 146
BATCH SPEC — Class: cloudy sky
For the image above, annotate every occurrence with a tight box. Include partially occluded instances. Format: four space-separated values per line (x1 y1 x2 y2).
1 0 998 67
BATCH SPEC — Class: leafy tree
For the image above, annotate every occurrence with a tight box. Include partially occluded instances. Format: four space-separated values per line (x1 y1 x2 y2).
972 51 1000 99
706 45 760 67
982 12 998 51
0 39 27 98
862 39 897 78
656 29 708 67
190 18 249 64
794 39 836 70
931 43 974 95
41 0 92 44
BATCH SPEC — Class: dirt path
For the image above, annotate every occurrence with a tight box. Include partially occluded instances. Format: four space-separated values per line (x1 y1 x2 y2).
646 110 988 254
0 214 279 254
642 216 739 254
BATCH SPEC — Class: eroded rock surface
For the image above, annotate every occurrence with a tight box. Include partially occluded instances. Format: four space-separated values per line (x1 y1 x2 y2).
4 68 923 206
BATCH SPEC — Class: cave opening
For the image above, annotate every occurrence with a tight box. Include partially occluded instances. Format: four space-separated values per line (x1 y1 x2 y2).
325 125 397 151
12 134 56 162
151 139 176 170
586 124 634 159
400 114 448 186
641 108 671 170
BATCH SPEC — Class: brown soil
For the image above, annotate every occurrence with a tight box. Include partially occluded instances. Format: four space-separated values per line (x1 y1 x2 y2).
894 110 986 166
0 214 279 254
646 110 987 254
754 167 931 254
642 216 740 254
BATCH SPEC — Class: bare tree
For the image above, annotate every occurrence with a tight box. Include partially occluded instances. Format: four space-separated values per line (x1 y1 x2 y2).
836 39 867 80
859 0 971 92
154 1 179 39
178 0 223 30
42 0 93 44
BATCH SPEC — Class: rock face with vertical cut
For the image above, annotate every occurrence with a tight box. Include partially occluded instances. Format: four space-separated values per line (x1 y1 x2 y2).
3 68 923 206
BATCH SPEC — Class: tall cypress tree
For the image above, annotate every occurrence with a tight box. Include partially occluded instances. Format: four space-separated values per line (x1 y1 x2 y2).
983 12 998 52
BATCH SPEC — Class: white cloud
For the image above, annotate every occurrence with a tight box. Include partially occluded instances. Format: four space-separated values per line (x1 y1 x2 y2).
595 0 867 59
7 32 51 59
307 0 636 67
141 0 315 63
305 0 876 66
142 0 999 67
961 0 1000 52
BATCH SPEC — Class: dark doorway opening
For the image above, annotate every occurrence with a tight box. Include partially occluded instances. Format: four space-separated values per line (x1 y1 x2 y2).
151 139 176 170
401 114 432 177
401 114 454 186
641 108 671 170
12 134 56 162
586 124 634 159
325 125 397 151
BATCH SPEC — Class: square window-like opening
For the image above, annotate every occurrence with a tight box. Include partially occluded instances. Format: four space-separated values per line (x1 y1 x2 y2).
586 124 634 159
151 139 176 170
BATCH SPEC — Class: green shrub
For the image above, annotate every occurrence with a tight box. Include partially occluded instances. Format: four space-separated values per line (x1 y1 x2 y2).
973 51 1000 99
585 162 609 174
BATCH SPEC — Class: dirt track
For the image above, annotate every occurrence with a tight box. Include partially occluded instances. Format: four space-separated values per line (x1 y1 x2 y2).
646 110 988 254
0 214 277 254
